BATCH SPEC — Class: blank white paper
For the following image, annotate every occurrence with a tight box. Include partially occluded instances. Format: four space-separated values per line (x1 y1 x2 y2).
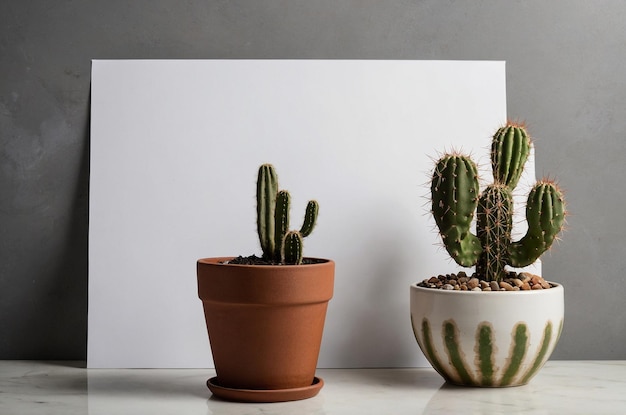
88 60 529 368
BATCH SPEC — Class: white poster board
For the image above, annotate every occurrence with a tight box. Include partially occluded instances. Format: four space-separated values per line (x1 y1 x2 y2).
89 60 525 368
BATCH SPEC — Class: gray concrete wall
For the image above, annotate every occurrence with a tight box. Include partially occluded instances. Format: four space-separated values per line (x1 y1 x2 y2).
1 1 624 360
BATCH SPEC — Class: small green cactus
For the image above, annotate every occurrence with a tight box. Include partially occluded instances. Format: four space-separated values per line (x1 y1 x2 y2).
282 230 304 265
430 122 566 282
256 164 318 264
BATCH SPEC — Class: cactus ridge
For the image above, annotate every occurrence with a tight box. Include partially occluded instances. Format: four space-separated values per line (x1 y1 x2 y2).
256 164 318 264
492 124 531 188
430 123 566 281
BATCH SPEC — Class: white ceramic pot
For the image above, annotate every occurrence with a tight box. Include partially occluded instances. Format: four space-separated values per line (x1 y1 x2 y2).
410 282 564 387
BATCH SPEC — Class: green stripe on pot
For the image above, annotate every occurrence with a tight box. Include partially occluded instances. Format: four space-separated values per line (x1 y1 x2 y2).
443 319 475 386
519 321 553 385
499 323 529 386
416 317 448 379
475 322 496 386
556 318 564 342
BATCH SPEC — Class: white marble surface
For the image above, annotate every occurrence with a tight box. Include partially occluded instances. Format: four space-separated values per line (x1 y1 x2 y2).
1 361 625 414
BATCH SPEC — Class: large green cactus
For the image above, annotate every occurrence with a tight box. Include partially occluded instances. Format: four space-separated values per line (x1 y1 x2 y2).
431 123 566 281
256 164 319 264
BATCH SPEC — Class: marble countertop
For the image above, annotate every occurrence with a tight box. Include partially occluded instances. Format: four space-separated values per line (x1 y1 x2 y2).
1 360 624 414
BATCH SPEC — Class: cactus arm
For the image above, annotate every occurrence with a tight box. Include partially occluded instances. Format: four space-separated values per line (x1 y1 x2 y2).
509 182 566 267
431 155 481 267
299 200 319 237
476 184 513 281
442 226 482 267
257 164 279 261
274 190 291 262
492 124 531 189
282 231 304 265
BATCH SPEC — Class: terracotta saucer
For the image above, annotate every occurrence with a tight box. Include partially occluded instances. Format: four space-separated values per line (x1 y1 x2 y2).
206 376 324 403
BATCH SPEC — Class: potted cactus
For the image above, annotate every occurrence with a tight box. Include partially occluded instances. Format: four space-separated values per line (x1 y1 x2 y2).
410 122 567 387
197 163 334 402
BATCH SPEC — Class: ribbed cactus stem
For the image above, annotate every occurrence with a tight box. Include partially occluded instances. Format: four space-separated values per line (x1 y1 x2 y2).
257 164 279 261
274 190 291 262
431 154 481 267
476 184 513 281
492 124 531 189
299 200 319 237
282 231 304 265
509 181 566 267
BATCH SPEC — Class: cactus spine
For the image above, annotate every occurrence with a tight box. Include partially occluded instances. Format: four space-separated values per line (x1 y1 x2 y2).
256 164 318 264
431 123 566 281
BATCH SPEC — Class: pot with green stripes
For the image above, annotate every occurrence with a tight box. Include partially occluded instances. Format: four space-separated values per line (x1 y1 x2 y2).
410 283 564 387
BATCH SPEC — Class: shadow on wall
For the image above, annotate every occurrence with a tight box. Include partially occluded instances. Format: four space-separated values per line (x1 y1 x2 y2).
55 99 90 359
1 96 90 360
41 99 90 360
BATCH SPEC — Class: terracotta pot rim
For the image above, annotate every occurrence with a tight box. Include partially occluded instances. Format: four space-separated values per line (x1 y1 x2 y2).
411 281 563 296
197 256 335 304
198 256 334 269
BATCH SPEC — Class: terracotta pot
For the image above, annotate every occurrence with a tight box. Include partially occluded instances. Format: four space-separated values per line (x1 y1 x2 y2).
410 281 564 387
197 257 334 392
